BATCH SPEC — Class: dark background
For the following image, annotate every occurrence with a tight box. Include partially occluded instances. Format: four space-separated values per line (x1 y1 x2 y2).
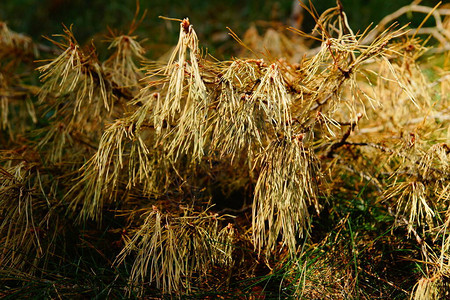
0 0 442 58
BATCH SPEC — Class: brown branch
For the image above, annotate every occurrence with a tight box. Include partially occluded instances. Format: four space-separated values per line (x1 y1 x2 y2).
326 113 362 158
363 4 450 44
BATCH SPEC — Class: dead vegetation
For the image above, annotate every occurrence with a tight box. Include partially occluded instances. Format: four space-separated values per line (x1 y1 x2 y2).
0 1 449 298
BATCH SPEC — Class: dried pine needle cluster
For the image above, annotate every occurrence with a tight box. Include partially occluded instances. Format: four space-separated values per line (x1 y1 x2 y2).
115 205 234 294
1 1 450 298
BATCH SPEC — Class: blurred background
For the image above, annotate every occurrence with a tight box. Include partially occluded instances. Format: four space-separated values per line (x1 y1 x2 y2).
0 0 442 58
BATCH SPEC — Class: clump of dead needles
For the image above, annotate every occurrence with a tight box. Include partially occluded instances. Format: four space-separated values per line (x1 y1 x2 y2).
1 1 449 298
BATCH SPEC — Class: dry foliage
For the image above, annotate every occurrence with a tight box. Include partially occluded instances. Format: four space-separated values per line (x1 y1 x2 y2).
0 1 449 298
